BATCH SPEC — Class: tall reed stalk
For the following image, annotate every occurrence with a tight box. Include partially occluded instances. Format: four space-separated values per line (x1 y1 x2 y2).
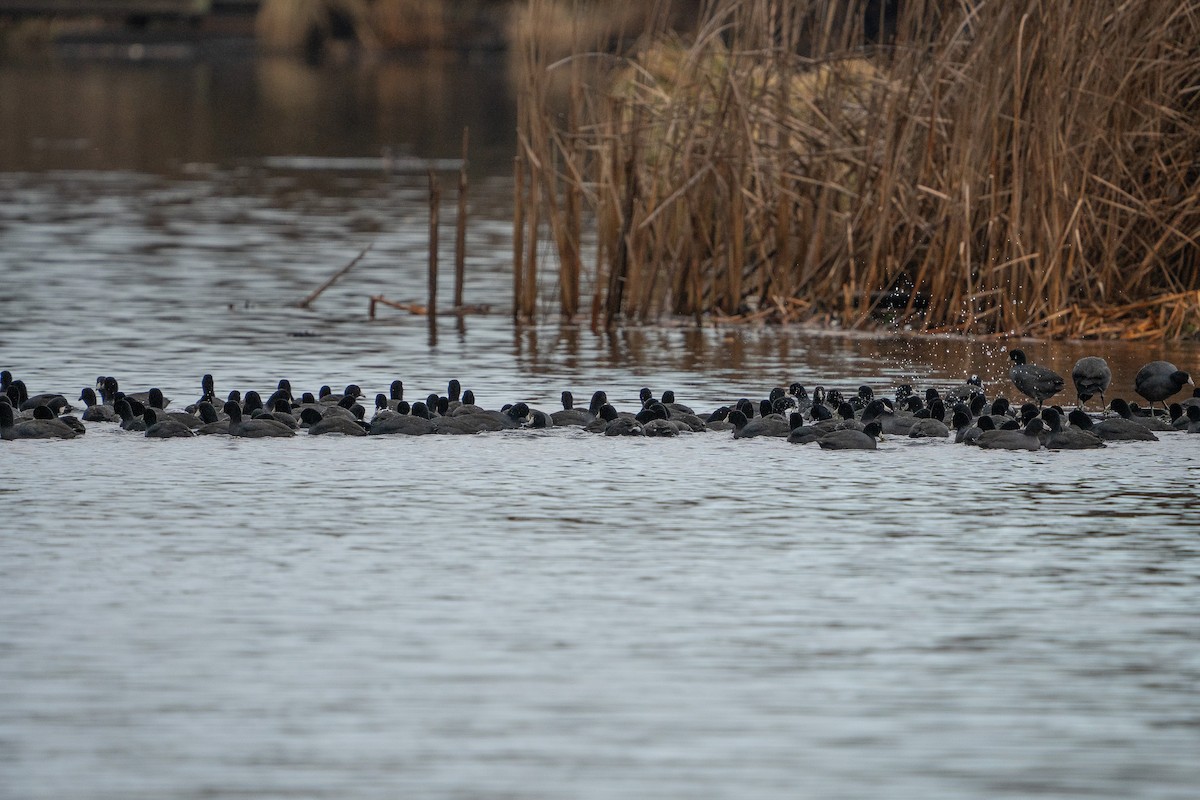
516 0 1200 338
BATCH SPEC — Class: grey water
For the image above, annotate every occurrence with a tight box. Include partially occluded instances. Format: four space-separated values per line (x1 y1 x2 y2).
2 56 1199 800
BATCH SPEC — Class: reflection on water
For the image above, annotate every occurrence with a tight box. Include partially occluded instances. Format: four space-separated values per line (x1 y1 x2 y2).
2 56 1200 800
0 55 517 174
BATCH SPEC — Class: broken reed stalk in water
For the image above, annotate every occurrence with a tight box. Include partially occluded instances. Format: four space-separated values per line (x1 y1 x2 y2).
515 0 1200 339
427 169 440 319
296 243 373 309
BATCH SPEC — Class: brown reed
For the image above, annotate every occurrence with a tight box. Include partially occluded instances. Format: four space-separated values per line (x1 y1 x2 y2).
517 0 1200 339
427 170 440 316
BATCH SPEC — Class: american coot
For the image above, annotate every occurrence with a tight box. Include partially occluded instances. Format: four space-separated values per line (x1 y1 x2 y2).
859 397 896 427
370 393 393 418
114 399 148 432
640 399 702 432
254 397 299 429
104 377 167 409
846 385 876 411
980 397 1015 430
705 407 735 432
824 401 862 432
1110 398 1174 432
78 387 119 422
789 384 812 413
426 394 447 416
590 407 638 438
603 413 644 436
807 397 835 425
908 399 950 439
659 389 696 417
241 390 265 417
1008 350 1064 407
98 376 120 405
446 379 463 411
787 412 825 445
300 407 368 436
861 399 900 436
16 385 71 414
551 391 597 427
449 394 487 416
4 379 66 414
945 376 984 405
635 403 682 436
1068 408 1157 442
1185 405 1200 434
1168 403 1189 431
42 406 85 435
729 409 790 439
311 395 363 423
974 417 1044 450
4 380 26 409
223 400 295 438
185 373 217 413
435 402 527 434
321 384 363 405
952 408 983 445
584 404 619 433
1 399 77 440
878 396 921 435
386 379 405 410
982 396 1006 416
147 388 202 429
1134 361 1193 414
1071 356 1111 410
527 410 556 429
369 403 439 435
552 391 579 424
194 401 231 435
817 421 883 450
1041 408 1104 450
965 394 987 418
668 408 708 432
144 409 196 439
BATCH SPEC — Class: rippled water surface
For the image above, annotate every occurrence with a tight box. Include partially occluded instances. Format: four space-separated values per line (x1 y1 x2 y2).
2 58 1200 800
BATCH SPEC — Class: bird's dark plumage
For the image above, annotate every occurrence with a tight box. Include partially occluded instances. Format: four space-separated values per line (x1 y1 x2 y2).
1009 350 1064 408
1071 356 1111 409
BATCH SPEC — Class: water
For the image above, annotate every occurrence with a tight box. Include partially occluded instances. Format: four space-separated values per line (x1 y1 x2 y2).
2 56 1200 800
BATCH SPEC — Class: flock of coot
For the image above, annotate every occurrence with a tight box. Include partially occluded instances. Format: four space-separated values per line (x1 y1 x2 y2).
2 352 1197 450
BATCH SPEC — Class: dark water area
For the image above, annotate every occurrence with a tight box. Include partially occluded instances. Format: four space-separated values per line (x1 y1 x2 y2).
2 56 1199 800
0 54 517 174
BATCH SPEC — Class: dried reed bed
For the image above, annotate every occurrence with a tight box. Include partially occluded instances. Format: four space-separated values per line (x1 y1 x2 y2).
516 0 1200 338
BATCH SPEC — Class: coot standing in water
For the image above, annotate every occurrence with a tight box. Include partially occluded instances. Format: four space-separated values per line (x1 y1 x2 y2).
1009 350 1064 408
